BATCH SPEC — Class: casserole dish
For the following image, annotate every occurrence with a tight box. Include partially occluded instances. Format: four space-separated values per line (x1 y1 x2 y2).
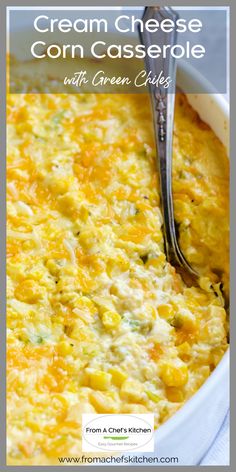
7 9 229 466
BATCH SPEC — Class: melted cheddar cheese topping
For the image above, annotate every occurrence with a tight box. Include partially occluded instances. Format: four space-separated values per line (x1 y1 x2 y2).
7 92 229 464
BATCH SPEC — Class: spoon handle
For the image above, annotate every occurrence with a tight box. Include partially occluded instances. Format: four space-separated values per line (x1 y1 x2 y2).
139 7 198 278
139 7 180 263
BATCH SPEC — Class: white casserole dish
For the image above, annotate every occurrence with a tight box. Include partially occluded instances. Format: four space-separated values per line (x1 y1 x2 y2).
8 9 229 466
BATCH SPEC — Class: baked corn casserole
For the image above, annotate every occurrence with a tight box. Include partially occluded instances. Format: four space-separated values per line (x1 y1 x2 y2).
7 89 229 464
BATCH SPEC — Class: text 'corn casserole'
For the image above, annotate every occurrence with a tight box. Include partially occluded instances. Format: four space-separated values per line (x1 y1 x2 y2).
7 90 229 464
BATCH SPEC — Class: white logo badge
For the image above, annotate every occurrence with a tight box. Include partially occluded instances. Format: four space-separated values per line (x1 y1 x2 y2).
82 414 154 452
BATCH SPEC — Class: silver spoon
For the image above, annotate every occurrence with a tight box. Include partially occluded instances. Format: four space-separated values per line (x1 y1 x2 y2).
138 6 199 286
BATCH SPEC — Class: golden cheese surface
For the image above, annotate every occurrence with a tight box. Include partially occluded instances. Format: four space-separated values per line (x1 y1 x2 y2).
7 92 229 465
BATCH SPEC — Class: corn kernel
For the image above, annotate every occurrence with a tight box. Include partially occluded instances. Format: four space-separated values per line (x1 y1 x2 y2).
120 379 144 402
79 230 96 249
177 342 191 357
14 279 42 304
107 254 130 276
70 322 94 342
93 296 116 315
22 240 36 251
74 296 97 315
89 370 111 391
57 341 74 356
145 305 157 320
146 253 166 268
160 363 188 387
109 368 128 387
166 387 184 403
58 193 79 216
152 231 162 243
45 259 60 277
89 391 118 413
158 304 174 319
78 205 89 222
49 176 70 195
79 370 90 387
177 310 197 332
102 311 121 330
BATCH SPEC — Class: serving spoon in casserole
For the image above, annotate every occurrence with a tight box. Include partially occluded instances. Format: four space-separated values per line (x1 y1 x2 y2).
139 7 229 309
138 6 200 287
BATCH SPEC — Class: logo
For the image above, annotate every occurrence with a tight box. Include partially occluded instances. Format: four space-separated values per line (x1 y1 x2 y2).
82 414 154 452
